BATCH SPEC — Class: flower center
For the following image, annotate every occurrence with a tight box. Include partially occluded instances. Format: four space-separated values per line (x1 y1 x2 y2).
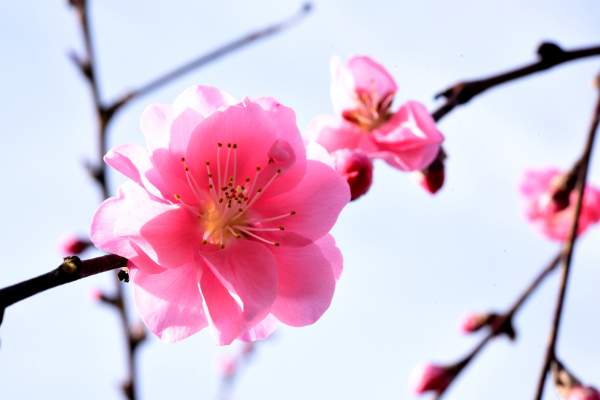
175 142 296 249
342 90 394 131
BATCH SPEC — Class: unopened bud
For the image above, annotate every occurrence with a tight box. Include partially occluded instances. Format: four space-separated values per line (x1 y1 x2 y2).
58 234 92 256
417 150 446 194
569 386 600 400
410 362 455 395
459 312 496 334
332 149 373 201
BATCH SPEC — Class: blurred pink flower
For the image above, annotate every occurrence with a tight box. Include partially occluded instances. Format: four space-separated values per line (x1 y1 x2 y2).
310 55 444 172
220 355 238 378
569 386 600 400
58 234 91 255
520 168 600 241
332 149 373 201
410 363 454 395
90 85 349 344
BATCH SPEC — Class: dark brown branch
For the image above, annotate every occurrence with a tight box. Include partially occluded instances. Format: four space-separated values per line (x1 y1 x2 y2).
432 42 600 122
532 76 600 400
0 255 127 324
434 252 562 399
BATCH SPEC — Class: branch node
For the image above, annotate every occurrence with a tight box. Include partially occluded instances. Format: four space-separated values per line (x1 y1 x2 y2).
536 42 565 62
61 256 82 274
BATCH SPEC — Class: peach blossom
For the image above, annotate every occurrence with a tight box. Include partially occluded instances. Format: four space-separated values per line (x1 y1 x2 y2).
311 56 444 172
520 168 600 241
91 85 349 344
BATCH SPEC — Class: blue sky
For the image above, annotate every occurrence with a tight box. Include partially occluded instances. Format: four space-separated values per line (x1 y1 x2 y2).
1 1 599 399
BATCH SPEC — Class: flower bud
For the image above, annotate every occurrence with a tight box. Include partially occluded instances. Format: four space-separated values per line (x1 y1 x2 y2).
417 149 445 194
410 363 454 395
459 312 493 334
332 149 373 201
570 387 600 400
58 234 92 255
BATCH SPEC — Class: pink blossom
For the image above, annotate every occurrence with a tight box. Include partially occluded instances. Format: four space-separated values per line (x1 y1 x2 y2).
58 234 91 255
410 363 454 395
332 149 373 201
90 85 350 344
520 168 600 241
310 55 444 172
569 386 600 400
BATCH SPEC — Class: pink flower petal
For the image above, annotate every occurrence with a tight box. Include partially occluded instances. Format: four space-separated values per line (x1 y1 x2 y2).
253 160 350 244
186 100 306 200
271 242 336 326
314 234 343 280
140 104 172 151
310 115 376 154
240 314 278 342
204 240 278 327
104 143 166 198
139 205 203 269
172 85 236 117
131 264 207 343
330 55 397 115
372 101 444 171
200 266 245 345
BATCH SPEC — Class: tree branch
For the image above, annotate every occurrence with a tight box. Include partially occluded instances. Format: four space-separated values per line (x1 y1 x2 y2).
432 42 600 122
107 2 313 115
532 75 600 400
0 255 127 324
434 252 562 399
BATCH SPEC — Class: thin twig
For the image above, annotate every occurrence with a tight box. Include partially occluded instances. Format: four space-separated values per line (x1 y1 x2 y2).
0 255 127 324
432 42 600 122
108 2 313 113
434 252 562 399
69 1 142 397
532 76 600 400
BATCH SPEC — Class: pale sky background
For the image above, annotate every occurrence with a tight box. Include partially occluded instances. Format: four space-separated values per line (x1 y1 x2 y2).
1 1 599 399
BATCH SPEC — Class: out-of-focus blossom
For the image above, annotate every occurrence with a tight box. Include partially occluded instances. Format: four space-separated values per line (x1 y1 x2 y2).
410 363 454 395
220 355 238 378
552 359 600 400
310 55 444 172
58 234 92 255
90 85 349 344
520 168 600 241
569 387 600 400
332 149 373 201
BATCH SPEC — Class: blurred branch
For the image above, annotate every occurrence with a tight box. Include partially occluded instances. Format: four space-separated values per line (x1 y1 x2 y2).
532 74 600 400
432 41 600 122
109 2 313 112
434 252 562 399
0 255 128 324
